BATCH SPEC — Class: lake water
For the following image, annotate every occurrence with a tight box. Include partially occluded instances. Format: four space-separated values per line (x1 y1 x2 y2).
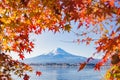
13 65 108 80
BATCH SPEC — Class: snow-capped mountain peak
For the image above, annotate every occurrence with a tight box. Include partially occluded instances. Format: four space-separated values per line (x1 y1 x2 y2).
51 48 65 54
47 48 72 56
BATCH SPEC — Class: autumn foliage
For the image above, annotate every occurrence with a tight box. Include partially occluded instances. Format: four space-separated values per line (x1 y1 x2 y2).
0 0 120 80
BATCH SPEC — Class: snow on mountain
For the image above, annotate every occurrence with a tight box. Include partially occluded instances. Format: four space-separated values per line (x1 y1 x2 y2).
22 48 99 64
46 48 80 57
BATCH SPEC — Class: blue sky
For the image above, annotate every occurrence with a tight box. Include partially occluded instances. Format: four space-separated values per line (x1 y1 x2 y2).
29 31 96 57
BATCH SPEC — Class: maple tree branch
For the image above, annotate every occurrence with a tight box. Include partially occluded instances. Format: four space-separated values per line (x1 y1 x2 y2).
60 38 99 43
102 23 110 37
71 27 97 37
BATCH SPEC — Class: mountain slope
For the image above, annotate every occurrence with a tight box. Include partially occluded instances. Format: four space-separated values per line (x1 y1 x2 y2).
22 48 99 64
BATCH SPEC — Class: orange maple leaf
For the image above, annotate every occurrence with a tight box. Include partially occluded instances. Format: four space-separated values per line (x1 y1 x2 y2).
78 62 87 71
88 0 91 4
109 0 114 7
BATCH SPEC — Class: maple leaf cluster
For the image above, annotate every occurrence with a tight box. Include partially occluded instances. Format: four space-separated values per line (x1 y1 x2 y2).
0 53 33 79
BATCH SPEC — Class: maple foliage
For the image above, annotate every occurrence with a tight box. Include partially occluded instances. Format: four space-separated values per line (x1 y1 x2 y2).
0 0 120 80
23 74 30 80
0 53 32 79
36 71 42 76
78 62 87 71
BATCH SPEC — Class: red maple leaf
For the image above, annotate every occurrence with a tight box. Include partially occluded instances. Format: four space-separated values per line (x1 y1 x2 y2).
94 62 104 71
30 42 34 48
36 71 42 76
23 74 30 80
19 53 25 60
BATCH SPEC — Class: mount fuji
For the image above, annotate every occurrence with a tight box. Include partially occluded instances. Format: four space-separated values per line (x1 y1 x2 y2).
22 48 99 64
